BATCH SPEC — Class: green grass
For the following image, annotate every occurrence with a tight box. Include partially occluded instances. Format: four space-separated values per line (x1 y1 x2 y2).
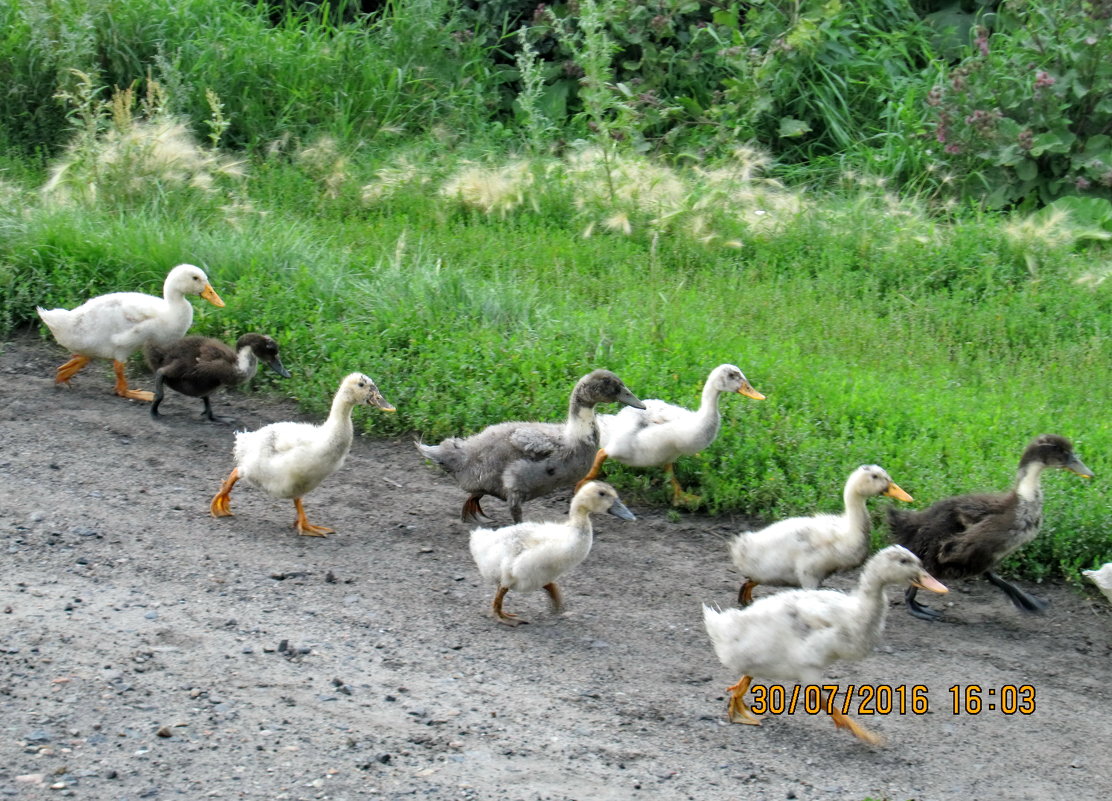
1 144 1108 582
0 0 499 155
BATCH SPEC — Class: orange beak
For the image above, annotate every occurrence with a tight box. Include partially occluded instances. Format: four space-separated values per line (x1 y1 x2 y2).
201 283 225 308
738 380 766 401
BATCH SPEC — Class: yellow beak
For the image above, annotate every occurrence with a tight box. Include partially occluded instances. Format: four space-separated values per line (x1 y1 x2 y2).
738 380 766 401
201 283 225 308
884 482 913 502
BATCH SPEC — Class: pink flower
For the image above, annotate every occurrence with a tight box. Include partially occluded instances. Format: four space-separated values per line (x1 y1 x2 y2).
945 143 962 154
1034 71 1056 90
975 28 989 57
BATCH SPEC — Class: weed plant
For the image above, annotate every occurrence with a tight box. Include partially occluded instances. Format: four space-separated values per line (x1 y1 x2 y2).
921 0 1112 207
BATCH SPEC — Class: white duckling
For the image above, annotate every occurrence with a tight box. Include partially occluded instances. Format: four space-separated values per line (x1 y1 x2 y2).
577 364 764 506
37 264 225 400
1082 563 1112 604
210 372 394 536
417 369 644 524
730 465 912 605
703 545 947 744
469 480 635 626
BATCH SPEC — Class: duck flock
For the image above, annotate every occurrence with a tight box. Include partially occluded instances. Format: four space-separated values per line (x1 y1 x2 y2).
34 263 1107 746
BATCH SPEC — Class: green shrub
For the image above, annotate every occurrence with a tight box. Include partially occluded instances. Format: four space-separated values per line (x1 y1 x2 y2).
922 0 1112 207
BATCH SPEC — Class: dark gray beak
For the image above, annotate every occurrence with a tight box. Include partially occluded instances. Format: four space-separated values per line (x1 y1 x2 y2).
1066 454 1093 478
266 356 292 378
607 499 635 521
618 387 645 410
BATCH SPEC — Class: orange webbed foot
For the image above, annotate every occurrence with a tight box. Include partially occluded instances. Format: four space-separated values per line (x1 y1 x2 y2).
113 360 154 401
55 355 91 385
725 676 763 725
210 468 239 518
294 498 333 537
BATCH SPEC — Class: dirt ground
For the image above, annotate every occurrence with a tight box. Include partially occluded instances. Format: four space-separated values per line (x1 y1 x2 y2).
1 331 1109 801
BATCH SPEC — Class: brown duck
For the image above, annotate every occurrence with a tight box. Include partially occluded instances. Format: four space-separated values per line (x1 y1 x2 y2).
145 333 291 422
886 434 1092 620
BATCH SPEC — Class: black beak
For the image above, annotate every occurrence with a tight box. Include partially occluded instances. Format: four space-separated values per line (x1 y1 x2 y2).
267 356 292 378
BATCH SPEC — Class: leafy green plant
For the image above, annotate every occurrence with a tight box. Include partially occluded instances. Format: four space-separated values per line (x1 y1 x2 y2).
923 0 1112 207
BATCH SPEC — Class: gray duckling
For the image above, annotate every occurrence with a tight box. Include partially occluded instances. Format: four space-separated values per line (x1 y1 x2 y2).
417 369 644 524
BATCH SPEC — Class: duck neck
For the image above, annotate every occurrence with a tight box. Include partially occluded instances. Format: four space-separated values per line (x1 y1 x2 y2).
564 505 596 550
842 484 872 543
564 396 599 444
320 391 357 452
690 380 725 442
848 567 892 649
1014 461 1046 505
236 346 259 382
160 281 194 333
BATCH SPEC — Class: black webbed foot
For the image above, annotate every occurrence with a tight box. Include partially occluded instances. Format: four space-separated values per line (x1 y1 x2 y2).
200 397 233 425
985 571 1049 614
905 586 944 621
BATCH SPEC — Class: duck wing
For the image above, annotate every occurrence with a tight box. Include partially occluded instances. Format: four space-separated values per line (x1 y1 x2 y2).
508 423 567 460
888 491 1017 575
639 398 690 425
149 337 237 394
182 339 239 386
195 338 237 365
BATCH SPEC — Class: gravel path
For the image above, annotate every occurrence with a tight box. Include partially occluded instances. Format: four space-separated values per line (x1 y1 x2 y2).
1 333 1109 801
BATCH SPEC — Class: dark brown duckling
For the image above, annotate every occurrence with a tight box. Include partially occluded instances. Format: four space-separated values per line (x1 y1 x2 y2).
887 434 1093 621
145 333 291 423
416 369 644 524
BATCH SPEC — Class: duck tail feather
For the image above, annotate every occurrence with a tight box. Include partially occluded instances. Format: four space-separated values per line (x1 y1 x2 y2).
416 438 463 472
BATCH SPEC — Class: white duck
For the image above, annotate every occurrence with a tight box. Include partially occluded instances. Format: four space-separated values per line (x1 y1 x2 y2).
469 480 635 626
729 465 912 605
210 372 394 536
576 364 764 506
703 545 947 744
37 264 225 400
1082 563 1112 604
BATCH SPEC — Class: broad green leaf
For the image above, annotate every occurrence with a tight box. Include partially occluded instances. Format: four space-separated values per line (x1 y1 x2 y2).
1030 130 1076 156
1014 158 1037 181
712 9 739 30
